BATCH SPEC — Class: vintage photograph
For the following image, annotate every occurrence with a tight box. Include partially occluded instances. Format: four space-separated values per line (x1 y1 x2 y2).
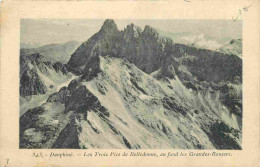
19 19 242 149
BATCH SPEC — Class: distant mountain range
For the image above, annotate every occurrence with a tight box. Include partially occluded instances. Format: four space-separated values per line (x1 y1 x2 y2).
157 29 241 51
20 42 42 49
20 41 81 63
20 19 242 149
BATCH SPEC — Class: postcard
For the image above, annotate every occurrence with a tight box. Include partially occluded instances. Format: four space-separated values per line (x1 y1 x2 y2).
0 0 259 166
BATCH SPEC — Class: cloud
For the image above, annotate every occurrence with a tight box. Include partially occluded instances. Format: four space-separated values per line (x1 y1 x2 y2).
181 34 222 50
195 39 222 50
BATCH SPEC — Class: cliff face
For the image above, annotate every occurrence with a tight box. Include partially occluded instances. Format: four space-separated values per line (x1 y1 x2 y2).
66 20 175 75
66 20 242 84
19 53 75 116
20 19 243 149
20 53 73 97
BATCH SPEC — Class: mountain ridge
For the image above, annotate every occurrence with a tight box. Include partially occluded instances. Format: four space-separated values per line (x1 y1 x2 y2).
21 40 81 64
20 19 243 149
67 19 241 84
20 55 242 149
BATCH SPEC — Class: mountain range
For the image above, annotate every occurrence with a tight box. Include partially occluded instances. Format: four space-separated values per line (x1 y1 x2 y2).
156 29 238 51
20 19 242 149
21 41 81 63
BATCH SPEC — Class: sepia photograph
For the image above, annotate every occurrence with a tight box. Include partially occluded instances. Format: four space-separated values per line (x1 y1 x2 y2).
19 19 243 149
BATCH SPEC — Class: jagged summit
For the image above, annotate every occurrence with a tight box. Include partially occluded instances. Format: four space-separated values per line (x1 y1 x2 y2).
100 19 119 34
66 19 167 74
142 25 159 38
67 19 242 82
123 23 142 40
103 19 116 26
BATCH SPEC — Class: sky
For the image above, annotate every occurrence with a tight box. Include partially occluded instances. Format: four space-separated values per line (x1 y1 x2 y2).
21 19 242 47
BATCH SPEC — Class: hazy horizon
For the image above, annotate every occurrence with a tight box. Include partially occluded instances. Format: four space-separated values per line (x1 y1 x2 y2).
21 19 242 47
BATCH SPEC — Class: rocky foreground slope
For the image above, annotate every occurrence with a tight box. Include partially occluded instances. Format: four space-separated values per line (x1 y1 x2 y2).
20 19 242 149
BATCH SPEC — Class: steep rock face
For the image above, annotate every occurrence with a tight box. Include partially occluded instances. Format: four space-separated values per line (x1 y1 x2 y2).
66 20 175 75
66 19 241 84
135 26 175 73
123 23 142 42
52 117 81 149
204 120 241 149
20 53 76 116
20 53 72 97
172 44 242 83
20 69 48 97
20 54 49 97
67 19 124 74
20 56 242 149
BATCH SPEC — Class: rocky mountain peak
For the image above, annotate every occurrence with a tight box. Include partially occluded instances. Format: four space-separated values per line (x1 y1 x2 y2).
142 25 159 38
100 19 119 34
126 24 142 34
123 23 142 42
